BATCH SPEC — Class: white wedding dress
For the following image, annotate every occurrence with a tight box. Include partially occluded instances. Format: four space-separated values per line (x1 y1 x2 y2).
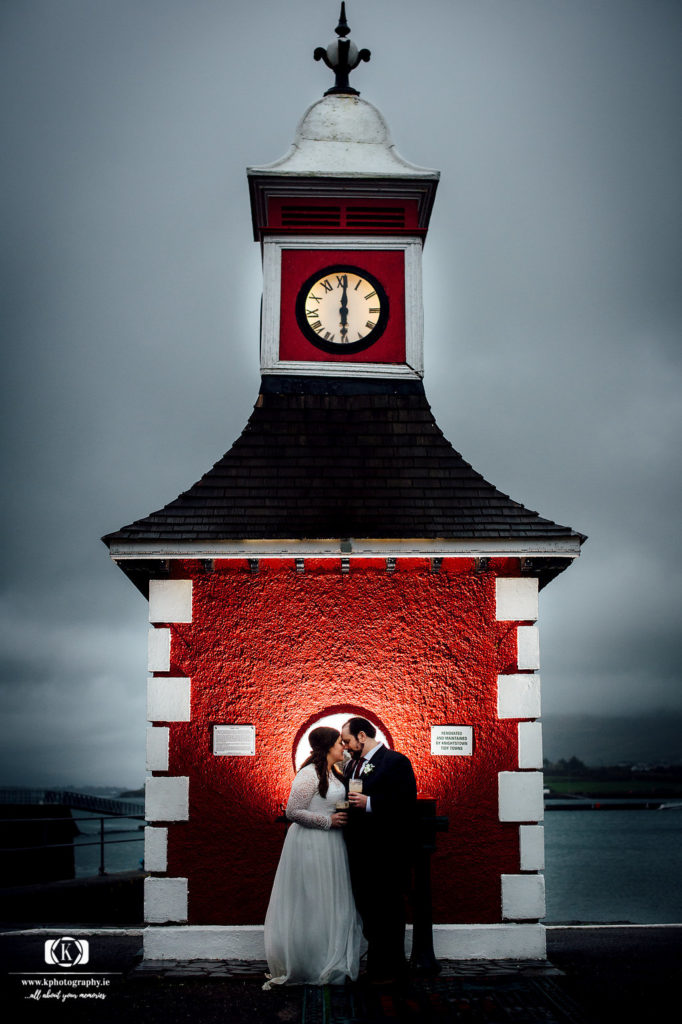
263 765 363 988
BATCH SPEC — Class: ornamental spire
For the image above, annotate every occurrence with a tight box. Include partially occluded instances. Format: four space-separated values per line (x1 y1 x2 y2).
314 3 371 96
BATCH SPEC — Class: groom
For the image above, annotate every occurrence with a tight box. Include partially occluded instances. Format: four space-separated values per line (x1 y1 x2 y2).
341 716 417 984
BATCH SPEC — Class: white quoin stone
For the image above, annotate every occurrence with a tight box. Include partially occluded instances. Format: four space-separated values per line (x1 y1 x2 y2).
519 825 545 871
501 874 546 920
498 771 544 822
518 721 544 770
495 578 538 622
144 876 188 923
148 627 171 671
148 580 192 624
517 626 540 670
145 776 189 822
147 677 191 723
144 827 168 872
146 726 170 772
497 674 541 720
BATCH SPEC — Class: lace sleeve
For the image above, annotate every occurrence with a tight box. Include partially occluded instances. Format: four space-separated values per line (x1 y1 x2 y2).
285 766 331 830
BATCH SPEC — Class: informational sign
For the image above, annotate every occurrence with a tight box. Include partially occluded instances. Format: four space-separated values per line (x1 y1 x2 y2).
431 725 473 756
213 725 256 756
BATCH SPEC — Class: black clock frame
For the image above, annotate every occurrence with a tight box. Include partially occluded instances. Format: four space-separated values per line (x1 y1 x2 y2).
295 263 390 355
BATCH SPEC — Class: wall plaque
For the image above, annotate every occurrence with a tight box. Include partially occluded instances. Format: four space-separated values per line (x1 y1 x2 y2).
213 725 256 756
431 725 473 756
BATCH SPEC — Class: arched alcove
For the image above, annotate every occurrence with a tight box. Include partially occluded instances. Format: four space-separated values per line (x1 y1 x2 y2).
292 705 393 770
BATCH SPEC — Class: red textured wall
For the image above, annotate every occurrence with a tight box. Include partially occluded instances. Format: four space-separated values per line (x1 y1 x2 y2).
152 558 528 925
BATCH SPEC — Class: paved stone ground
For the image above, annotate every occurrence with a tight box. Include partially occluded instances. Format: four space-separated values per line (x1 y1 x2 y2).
2 925 680 1023
298 975 586 1023
132 956 563 979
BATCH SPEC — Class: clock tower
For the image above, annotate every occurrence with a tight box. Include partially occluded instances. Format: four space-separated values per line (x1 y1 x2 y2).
104 6 584 965
249 34 438 380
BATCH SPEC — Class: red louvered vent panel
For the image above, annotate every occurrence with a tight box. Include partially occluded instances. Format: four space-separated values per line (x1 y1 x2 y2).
346 207 406 228
267 197 419 233
280 205 342 227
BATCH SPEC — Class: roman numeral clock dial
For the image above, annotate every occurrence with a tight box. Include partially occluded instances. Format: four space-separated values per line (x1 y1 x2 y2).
295 265 389 354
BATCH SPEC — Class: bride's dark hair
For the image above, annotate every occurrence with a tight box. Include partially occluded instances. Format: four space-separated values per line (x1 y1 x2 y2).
300 726 343 797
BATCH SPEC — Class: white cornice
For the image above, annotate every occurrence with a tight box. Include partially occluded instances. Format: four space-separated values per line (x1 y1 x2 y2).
109 537 582 560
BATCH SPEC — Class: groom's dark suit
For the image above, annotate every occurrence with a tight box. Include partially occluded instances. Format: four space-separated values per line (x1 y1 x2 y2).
343 745 417 979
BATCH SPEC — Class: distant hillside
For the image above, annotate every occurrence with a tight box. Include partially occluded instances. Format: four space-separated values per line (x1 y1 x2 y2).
542 712 682 766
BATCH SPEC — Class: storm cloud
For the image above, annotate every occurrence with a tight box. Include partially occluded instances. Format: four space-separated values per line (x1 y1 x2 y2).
1 1 680 786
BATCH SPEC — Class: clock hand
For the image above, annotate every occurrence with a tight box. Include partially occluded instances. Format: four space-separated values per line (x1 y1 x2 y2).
339 276 348 338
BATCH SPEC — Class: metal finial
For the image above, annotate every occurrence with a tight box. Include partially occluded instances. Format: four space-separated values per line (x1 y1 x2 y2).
336 2 351 38
314 3 371 97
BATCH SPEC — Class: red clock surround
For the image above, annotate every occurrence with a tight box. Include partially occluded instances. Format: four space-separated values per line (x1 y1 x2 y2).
279 248 406 364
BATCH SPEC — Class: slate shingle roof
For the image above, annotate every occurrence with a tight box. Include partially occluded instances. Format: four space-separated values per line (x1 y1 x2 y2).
103 376 584 547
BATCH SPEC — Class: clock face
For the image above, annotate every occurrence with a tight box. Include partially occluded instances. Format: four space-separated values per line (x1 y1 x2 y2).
295 264 389 354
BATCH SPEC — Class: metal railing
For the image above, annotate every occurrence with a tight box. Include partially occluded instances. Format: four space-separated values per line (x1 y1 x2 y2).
1 813 146 878
0 788 144 818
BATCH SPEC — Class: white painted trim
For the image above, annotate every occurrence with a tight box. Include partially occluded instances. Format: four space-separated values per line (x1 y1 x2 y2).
147 677 191 723
148 628 171 672
260 235 424 378
144 827 168 872
144 877 188 924
501 874 546 921
495 578 539 622
145 776 189 822
498 771 544 823
143 923 547 961
146 726 170 772
110 537 582 560
148 580 192 624
497 674 541 720
261 240 282 372
518 721 543 770
517 625 540 670
431 923 546 959
403 240 423 375
519 825 545 871
144 925 266 961
259 360 422 379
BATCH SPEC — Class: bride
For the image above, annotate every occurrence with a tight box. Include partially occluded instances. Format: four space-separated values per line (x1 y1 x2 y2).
263 726 363 988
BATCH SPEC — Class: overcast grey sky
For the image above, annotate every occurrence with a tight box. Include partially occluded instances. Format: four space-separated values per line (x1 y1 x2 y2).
1 1 681 787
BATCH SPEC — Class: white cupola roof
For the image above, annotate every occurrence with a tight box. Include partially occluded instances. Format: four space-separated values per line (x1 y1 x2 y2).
248 94 438 180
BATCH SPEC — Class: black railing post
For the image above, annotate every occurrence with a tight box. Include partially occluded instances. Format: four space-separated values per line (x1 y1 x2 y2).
409 798 449 974
98 817 106 875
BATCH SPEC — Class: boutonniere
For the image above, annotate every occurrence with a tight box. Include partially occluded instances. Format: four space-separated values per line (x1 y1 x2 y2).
361 763 375 777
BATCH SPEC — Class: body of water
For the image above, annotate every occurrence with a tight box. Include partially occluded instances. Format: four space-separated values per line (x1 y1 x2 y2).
544 803 682 923
71 803 682 923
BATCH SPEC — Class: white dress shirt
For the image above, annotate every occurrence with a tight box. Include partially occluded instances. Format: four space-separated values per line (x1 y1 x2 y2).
359 742 383 813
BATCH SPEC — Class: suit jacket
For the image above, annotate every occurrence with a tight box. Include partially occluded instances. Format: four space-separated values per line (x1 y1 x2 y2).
343 745 417 857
